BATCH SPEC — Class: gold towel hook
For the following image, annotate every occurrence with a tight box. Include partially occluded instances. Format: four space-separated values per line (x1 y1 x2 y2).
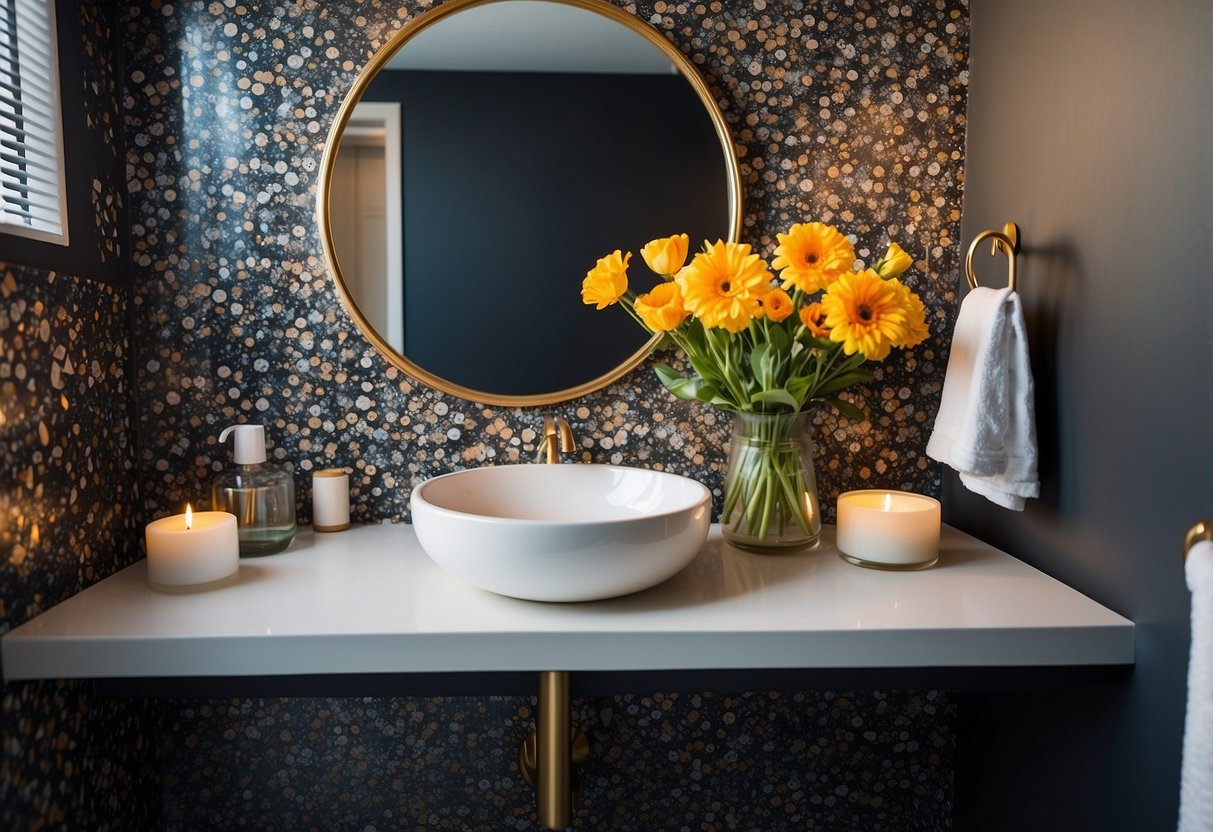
965 221 1020 291
1184 520 1213 561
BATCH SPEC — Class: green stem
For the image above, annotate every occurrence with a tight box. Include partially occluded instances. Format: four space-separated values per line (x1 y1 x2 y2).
724 413 816 543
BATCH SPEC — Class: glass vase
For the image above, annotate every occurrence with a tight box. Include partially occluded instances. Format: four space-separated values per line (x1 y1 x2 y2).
721 411 821 553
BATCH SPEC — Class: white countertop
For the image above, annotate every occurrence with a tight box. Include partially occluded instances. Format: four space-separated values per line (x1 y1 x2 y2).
0 524 1133 680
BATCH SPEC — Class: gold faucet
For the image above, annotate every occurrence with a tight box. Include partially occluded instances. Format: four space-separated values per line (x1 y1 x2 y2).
528 416 586 828
538 417 575 464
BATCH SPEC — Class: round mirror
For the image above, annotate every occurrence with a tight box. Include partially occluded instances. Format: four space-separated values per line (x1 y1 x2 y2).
319 0 741 406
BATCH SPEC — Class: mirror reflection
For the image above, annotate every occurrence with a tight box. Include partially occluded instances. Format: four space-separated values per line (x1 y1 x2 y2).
324 0 737 402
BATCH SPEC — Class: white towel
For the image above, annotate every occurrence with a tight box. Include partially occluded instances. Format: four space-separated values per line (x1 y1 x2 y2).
1180 539 1213 832
926 286 1039 510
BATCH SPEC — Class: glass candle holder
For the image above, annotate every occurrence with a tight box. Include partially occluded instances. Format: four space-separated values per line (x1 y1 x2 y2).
836 490 940 570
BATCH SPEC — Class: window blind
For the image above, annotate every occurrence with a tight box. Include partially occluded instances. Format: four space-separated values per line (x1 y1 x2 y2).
0 0 67 245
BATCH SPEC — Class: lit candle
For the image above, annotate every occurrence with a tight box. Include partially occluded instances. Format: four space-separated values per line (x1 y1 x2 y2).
836 490 941 570
144 504 240 589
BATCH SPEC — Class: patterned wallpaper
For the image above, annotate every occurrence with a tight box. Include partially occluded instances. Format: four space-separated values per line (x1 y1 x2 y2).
124 0 968 525
160 690 955 831
44 0 970 828
0 4 162 829
0 266 159 826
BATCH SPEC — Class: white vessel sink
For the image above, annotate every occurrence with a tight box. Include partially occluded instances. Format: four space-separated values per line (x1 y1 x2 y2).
410 464 712 602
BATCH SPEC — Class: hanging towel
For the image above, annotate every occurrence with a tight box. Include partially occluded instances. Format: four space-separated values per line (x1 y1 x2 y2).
1180 539 1213 832
926 286 1040 510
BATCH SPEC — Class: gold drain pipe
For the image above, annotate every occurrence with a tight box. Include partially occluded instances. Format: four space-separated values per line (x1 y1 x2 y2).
519 671 589 830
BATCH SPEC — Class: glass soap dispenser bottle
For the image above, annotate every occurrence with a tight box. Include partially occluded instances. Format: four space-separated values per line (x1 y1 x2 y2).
211 424 297 556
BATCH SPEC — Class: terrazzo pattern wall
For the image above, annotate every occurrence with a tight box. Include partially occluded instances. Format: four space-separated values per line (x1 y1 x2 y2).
119 0 969 828
0 265 162 832
0 4 163 829
162 691 955 831
125 0 968 523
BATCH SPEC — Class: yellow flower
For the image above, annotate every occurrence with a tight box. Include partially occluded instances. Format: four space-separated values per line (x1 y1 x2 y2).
634 282 689 332
799 301 830 338
820 269 909 360
893 281 930 348
876 243 913 279
759 288 794 322
581 250 630 309
640 234 690 277
771 222 856 293
676 240 773 333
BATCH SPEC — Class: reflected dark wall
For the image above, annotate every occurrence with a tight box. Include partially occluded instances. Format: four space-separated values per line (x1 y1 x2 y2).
364 69 729 395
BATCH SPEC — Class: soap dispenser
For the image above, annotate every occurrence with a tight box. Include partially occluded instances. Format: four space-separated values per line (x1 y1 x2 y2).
211 424 297 556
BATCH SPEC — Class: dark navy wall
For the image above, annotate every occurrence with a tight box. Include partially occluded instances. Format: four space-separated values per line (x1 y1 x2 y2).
949 0 1213 828
363 69 728 394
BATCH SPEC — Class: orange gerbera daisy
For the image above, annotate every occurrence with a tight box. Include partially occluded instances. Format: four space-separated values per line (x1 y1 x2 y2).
771 222 856 293
820 269 909 360
676 240 773 332
799 302 830 338
760 288 795 322
893 281 930 348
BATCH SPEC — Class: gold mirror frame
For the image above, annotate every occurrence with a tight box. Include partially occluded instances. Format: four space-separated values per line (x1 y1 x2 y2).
318 0 743 407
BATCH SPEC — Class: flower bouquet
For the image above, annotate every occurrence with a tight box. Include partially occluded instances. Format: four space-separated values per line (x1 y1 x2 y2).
582 222 929 552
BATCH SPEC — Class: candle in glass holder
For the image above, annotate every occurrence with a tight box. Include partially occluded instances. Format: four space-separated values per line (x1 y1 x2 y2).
145 504 240 589
836 490 940 570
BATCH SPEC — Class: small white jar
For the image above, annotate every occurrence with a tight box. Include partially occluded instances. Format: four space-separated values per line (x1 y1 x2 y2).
312 469 350 532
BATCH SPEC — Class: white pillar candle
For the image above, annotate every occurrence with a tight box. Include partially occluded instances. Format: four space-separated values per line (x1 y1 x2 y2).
836 490 941 570
145 506 240 588
312 469 350 532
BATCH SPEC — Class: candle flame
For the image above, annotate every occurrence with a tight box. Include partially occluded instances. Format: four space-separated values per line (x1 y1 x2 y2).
883 492 892 512
185 503 193 530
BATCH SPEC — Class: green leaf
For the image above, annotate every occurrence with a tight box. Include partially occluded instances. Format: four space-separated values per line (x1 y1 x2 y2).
653 333 679 352
787 375 813 405
749 342 772 384
767 323 790 353
665 376 715 402
654 364 734 406
814 369 875 397
653 364 698 399
825 397 866 422
750 388 799 410
687 353 728 387
696 385 734 407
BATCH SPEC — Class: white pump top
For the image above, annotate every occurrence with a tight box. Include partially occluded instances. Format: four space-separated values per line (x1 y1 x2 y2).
218 424 267 464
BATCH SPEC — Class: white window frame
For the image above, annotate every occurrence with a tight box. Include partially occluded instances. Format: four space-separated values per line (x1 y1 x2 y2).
0 0 68 246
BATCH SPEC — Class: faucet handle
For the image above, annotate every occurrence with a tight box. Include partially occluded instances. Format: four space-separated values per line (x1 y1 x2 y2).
539 417 576 463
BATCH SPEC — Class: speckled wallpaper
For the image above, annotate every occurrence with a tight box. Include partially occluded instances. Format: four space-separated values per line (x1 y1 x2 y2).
116 0 968 828
161 690 955 831
0 265 161 832
0 2 163 829
125 0 967 523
